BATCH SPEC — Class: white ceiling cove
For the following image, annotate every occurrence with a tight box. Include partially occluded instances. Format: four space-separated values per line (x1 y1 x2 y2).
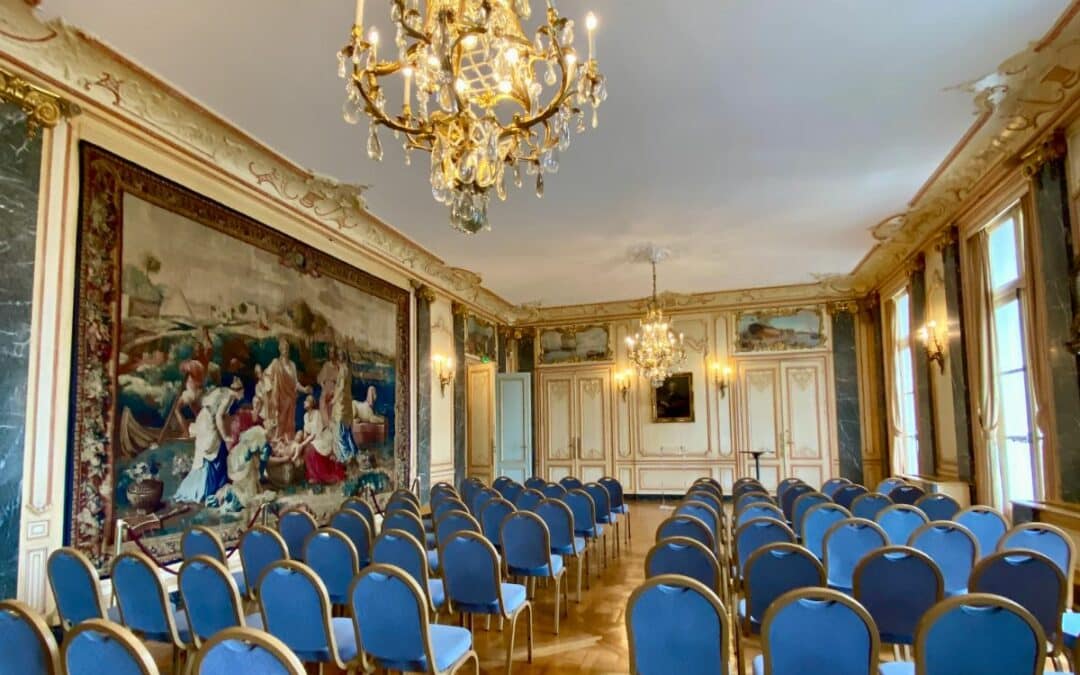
42 0 1071 306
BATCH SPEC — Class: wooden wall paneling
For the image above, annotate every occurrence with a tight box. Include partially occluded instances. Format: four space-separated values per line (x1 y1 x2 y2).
466 362 495 484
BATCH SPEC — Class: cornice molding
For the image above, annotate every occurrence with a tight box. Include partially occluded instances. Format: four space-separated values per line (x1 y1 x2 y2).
0 63 77 136
1019 129 1068 178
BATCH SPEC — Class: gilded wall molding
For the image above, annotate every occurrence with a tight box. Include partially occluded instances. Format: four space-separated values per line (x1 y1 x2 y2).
0 65 77 136
1019 130 1068 177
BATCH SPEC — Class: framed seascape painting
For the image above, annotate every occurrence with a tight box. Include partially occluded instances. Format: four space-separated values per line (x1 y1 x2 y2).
537 325 612 365
734 307 826 352
652 372 694 423
465 314 497 361
68 144 410 567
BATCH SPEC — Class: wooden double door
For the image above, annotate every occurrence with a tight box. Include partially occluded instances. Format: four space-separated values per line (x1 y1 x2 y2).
537 366 612 484
737 355 835 493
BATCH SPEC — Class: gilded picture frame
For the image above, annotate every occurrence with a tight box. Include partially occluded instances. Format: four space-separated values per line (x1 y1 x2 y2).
537 324 613 365
734 307 827 352
651 372 695 423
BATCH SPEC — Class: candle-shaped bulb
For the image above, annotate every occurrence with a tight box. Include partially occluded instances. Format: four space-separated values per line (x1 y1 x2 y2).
369 27 379 46
403 66 414 108
355 0 366 26
585 12 597 59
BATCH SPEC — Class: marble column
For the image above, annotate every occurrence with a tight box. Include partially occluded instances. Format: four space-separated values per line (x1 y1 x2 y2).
941 231 975 483
414 286 433 502
452 305 467 488
0 103 42 599
516 331 535 374
910 257 938 475
1030 151 1080 502
831 305 863 483
865 297 891 480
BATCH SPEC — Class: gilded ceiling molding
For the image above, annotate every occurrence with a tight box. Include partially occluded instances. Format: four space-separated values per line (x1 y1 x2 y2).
0 64 77 137
826 300 858 316
1019 130 1068 177
0 3 515 322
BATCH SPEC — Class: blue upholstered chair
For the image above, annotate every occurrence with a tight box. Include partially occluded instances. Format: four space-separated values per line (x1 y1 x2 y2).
875 477 907 495
303 528 360 606
754 587 879 675
879 594 1047 675
800 503 851 560
626 575 729 675
514 488 545 512
480 497 516 550
970 550 1067 658
470 488 499 518
852 546 943 646
998 522 1074 579
676 500 720 541
62 619 158 675
737 503 785 529
493 476 513 491
439 531 534 672
740 543 824 637
238 525 289 598
434 498 468 523
876 504 928 547
907 521 978 597
435 510 482 549
887 484 925 506
383 510 439 572
833 484 869 510
559 476 584 491
850 493 893 522
341 497 377 537
954 505 1008 561
733 479 765 499
278 509 317 561
693 476 724 493
501 511 569 634
657 514 716 556
181 526 249 598
776 478 805 502
686 489 724 534
735 492 774 514
646 537 721 592
734 518 796 581
822 518 887 592
391 488 421 505
499 481 524 505
566 489 606 573
586 482 621 558
257 560 361 673
178 556 264 649
350 565 478 674
524 476 546 490
46 547 120 628
330 508 372 567
915 493 961 521
111 551 193 671
780 484 816 525
191 626 305 675
387 494 422 519
373 528 446 616
0 599 60 675
541 482 567 500
791 491 830 536
822 477 852 498
535 498 587 602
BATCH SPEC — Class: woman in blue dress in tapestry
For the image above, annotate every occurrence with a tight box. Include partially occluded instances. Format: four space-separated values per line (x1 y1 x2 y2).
173 377 243 503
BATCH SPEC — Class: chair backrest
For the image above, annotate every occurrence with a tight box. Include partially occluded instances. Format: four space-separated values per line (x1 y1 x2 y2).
535 498 577 551
386 496 422 517
565 489 598 535
341 497 376 536
191 626 305 675
46 547 107 627
908 521 978 596
498 480 524 504
480 498 516 547
493 476 513 489
329 509 373 566
821 477 851 497
524 476 546 490
350 564 446 673
111 551 183 647
470 488 498 517
559 476 584 491
304 528 360 603
733 479 765 499
781 484 816 523
735 491 774 513
645 537 721 591
433 498 468 522
776 478 805 501
887 484 925 505
693 476 723 492
372 529 431 597
62 619 158 675
736 503 785 528
501 511 556 573
541 482 568 500
759 588 879 675
439 531 505 612
626 575 728 675
435 510 482 547
278 510 317 560
181 526 228 563
656 515 716 553
954 506 1008 560
0 599 60 674
685 489 723 523
915 493 961 521
239 526 289 595
801 503 852 559
743 543 825 630
998 522 1074 579
584 483 612 519
852 546 943 646
875 504 929 546
381 510 426 542
833 484 869 510
675 500 720 539
178 556 246 647
258 561 340 665
875 477 906 494
390 488 420 505
916 593 1046 675
792 491 830 534
734 517 796 576
850 493 893 521
969 550 1067 648
514 488 545 511
822 518 888 591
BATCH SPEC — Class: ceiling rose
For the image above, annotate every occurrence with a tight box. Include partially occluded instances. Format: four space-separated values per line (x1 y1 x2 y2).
339 0 607 234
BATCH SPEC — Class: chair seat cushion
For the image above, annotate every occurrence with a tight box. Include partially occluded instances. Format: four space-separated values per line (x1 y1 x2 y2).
293 617 358 663
425 532 437 548
142 608 192 645
752 654 764 675
106 605 122 622
552 537 586 556
232 571 248 596
428 579 446 610
427 549 439 572
244 613 264 630
614 504 629 515
430 625 473 671
576 524 604 538
508 555 564 578
451 583 528 615
878 663 914 674
1062 611 1080 648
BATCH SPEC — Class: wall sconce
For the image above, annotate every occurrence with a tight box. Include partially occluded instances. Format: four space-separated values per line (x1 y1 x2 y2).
710 361 733 398
614 369 634 401
918 321 946 373
432 354 455 397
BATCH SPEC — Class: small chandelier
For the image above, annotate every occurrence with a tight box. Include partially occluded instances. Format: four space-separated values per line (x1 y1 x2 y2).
626 259 685 388
338 0 607 234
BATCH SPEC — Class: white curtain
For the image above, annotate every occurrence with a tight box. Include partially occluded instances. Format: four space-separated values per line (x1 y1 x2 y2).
881 297 905 475
967 229 1001 502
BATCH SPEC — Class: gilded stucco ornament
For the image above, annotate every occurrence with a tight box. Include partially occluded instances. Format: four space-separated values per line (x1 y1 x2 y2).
0 65 78 137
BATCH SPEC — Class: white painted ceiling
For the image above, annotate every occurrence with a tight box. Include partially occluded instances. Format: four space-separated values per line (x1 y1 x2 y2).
42 0 1071 306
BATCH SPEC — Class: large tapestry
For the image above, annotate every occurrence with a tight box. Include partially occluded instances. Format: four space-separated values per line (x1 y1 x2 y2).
69 144 410 567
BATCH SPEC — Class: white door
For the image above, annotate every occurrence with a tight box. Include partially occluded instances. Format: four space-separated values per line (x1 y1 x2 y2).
539 371 575 482
575 368 612 483
466 362 495 484
496 373 533 483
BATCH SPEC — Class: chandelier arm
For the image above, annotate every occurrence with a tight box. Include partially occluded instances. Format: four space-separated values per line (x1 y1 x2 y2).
511 40 575 131
354 71 432 137
390 0 430 44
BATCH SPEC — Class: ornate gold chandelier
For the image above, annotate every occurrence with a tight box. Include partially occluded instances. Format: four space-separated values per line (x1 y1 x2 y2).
626 259 685 388
338 0 606 234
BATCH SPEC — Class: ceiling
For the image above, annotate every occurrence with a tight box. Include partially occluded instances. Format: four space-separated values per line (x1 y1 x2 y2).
41 0 1072 307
